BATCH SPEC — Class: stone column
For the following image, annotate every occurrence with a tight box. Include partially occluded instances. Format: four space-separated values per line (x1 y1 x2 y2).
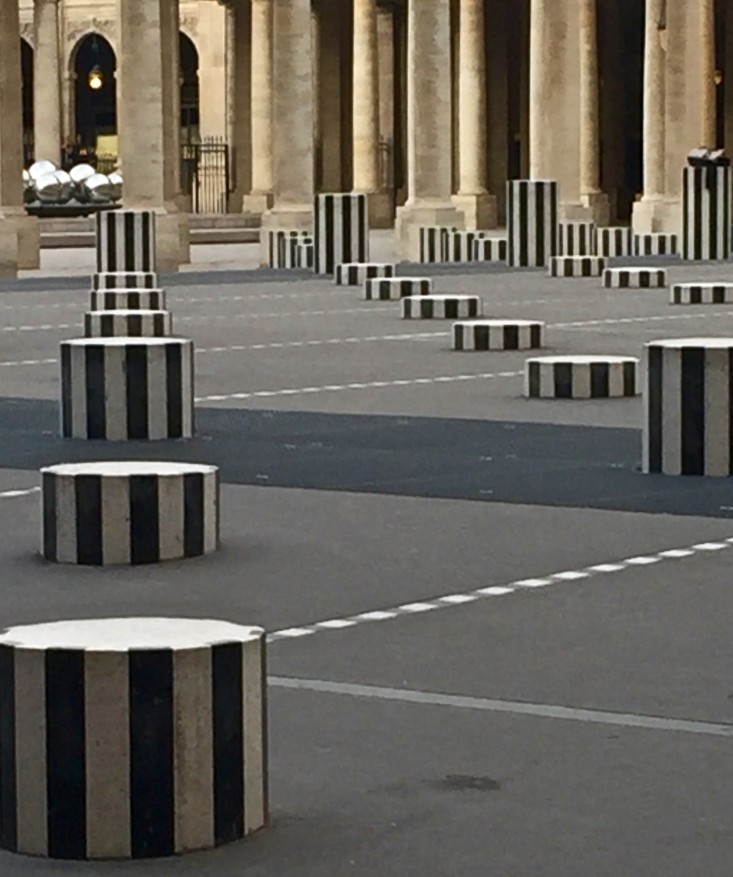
260 0 314 239
394 0 464 261
700 0 716 147
243 0 273 214
228 0 252 211
0 0 40 275
33 0 62 165
116 0 190 270
579 0 609 224
353 0 392 227
453 0 497 229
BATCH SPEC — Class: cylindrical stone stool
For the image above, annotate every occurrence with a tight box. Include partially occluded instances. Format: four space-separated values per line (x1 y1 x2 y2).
595 226 632 258
549 256 606 277
314 193 369 274
682 166 732 261
633 232 678 256
93 271 158 291
335 263 395 286
295 240 314 269
90 289 166 311
443 230 487 263
453 319 544 351
524 355 639 399
0 617 267 859
41 461 218 564
472 238 507 262
264 230 312 269
60 337 194 440
558 221 596 256
506 179 558 267
365 277 432 301
603 267 667 289
84 310 172 338
419 227 452 263
401 295 481 320
643 337 733 475
97 210 156 272
670 283 733 305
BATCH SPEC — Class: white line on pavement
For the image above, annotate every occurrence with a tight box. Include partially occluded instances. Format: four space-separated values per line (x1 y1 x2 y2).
0 487 39 499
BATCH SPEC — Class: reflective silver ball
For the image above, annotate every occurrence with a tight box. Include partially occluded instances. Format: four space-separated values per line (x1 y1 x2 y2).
84 173 115 203
29 160 58 182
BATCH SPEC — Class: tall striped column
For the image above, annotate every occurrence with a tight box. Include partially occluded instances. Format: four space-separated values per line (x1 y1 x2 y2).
96 211 156 273
314 193 369 275
644 337 733 476
682 166 732 261
506 180 558 267
0 618 267 859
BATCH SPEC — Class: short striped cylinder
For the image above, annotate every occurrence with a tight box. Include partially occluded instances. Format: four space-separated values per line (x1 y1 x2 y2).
419 227 451 263
314 193 369 275
506 179 558 267
401 295 481 320
524 355 639 399
453 319 544 351
93 271 157 291
603 267 667 289
472 237 507 262
595 226 632 258
643 338 733 476
41 462 218 564
558 221 596 256
682 166 732 261
60 337 194 440
295 241 314 269
90 289 166 311
670 283 733 305
364 277 432 301
335 263 395 286
633 232 678 256
264 230 312 269
549 256 606 277
84 310 172 338
443 230 486 263
0 617 267 859
96 211 156 273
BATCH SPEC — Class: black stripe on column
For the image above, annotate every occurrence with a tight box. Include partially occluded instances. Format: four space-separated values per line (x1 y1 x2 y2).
468 300 479 317
75 474 103 565
728 349 733 476
535 183 545 266
212 643 245 845
166 343 184 438
324 197 334 275
504 325 519 350
126 346 149 440
623 362 636 397
453 326 464 351
43 472 57 561
554 363 573 398
60 343 72 437
124 213 136 271
530 325 542 348
142 213 153 272
45 649 86 860
129 476 160 564
85 345 107 439
129 314 143 337
183 473 205 557
446 300 458 319
680 347 705 475
527 361 541 397
129 650 175 859
475 325 489 351
0 645 16 852
590 363 609 398
341 197 352 272
646 345 663 472
106 215 116 273
519 182 529 266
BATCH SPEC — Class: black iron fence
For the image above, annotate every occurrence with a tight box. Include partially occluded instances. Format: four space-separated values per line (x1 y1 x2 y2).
181 136 232 214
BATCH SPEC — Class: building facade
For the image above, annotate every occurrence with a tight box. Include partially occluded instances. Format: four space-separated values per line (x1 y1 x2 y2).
0 0 731 271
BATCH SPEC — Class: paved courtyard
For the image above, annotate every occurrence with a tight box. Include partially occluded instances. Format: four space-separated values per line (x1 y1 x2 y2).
0 250 732 874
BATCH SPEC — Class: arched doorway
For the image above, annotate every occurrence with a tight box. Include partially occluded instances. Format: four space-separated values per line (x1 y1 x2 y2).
180 32 200 142
71 33 117 166
20 39 33 165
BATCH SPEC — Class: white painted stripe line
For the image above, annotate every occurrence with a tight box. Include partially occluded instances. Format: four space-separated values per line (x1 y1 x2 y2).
0 487 39 499
269 677 733 739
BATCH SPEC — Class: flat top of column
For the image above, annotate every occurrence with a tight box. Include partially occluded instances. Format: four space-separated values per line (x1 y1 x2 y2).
0 618 264 651
527 355 638 364
646 338 733 349
61 337 188 347
41 461 217 478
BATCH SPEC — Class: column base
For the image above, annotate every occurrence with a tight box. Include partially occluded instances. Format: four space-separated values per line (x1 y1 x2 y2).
452 192 498 230
394 202 466 262
155 211 191 273
559 201 594 222
0 212 40 275
260 204 315 266
580 191 611 226
365 191 394 229
243 192 274 217
632 198 682 235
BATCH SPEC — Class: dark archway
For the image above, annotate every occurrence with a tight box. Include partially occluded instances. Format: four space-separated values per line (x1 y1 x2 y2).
20 39 33 164
72 33 117 158
180 32 200 142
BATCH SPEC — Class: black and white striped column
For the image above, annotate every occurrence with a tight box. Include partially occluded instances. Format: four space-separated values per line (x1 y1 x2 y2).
603 268 667 288
472 238 507 262
96 211 156 273
506 179 558 267
401 295 481 320
41 462 219 564
364 278 432 301
419 227 451 263
84 310 172 338
633 232 678 256
90 290 166 311
443 230 486 263
549 256 606 277
93 272 158 291
295 240 314 269
595 227 632 258
0 617 267 859
558 221 596 256
670 283 733 304
335 263 395 286
314 193 369 275
453 320 544 351
643 338 733 476
264 230 312 269
682 166 732 261
60 338 194 440
524 355 639 399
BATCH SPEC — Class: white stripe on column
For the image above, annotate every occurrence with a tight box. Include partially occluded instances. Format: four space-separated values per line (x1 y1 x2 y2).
157 474 185 561
243 637 266 834
101 475 131 565
661 345 682 475
572 363 591 399
104 345 128 441
146 343 168 441
182 344 194 437
14 648 47 856
539 361 553 396
70 345 88 438
704 347 729 476
55 473 77 563
608 362 624 397
203 473 218 554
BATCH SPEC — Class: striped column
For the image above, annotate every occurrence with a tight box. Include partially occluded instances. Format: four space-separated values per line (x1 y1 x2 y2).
335 263 395 285
90 290 166 311
682 166 732 261
603 268 667 289
558 221 596 256
92 272 158 291
419 227 452 263
84 310 172 338
633 232 678 256
549 256 606 277
264 230 313 269
595 227 632 258
472 238 507 262
453 319 544 351
0 617 267 859
59 338 194 440
401 295 481 319
96 211 156 273
506 180 558 268
524 355 639 399
314 193 369 275
643 338 733 476
41 462 219 564
671 283 733 304
364 277 432 301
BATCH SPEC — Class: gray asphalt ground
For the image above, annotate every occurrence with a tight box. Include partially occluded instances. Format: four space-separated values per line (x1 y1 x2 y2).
1 244 733 874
